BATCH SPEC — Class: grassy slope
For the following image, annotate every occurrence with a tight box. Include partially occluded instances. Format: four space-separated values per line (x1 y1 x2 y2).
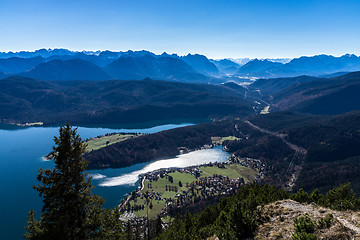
200 165 258 183
142 172 197 198
211 136 242 145
129 198 166 220
85 133 141 152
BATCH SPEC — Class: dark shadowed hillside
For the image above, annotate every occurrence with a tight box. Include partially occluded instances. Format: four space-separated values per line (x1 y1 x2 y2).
0 76 253 125
233 111 360 193
270 71 360 115
221 82 248 95
249 75 319 96
85 120 240 169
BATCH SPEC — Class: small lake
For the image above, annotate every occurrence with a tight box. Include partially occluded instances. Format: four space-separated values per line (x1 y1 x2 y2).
0 120 229 240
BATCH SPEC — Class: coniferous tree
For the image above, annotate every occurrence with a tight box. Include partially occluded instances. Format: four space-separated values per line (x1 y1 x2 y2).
125 220 133 240
153 214 163 237
25 123 105 240
101 207 125 240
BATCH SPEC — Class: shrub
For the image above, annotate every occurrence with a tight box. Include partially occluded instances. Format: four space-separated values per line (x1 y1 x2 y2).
292 214 317 240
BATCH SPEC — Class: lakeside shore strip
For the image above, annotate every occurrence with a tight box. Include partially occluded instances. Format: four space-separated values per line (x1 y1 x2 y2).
118 155 265 223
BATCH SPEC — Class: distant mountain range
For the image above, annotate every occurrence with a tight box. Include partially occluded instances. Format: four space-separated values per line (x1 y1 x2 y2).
1 49 360 81
231 57 291 66
103 54 209 83
237 59 284 77
0 49 222 83
237 54 360 78
211 59 241 75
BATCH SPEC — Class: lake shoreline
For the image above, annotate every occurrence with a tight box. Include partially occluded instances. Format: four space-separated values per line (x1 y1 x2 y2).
0 117 210 131
118 153 231 210
117 156 263 222
95 145 230 187
0 122 198 240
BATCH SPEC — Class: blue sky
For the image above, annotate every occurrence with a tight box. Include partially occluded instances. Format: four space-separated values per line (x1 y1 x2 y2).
1 0 360 58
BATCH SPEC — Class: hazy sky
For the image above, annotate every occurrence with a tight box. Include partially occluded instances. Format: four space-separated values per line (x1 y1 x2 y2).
1 0 360 59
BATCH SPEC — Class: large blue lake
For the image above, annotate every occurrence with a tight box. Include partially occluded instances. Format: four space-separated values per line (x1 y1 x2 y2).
0 121 229 240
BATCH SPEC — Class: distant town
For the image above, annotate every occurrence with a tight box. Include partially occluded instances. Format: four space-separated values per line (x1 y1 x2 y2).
118 155 265 227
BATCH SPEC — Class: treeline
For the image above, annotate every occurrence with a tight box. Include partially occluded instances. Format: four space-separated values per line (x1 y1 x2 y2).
158 184 288 239
157 183 360 240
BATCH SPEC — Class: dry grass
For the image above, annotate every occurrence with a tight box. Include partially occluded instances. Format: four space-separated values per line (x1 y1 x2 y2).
254 200 360 240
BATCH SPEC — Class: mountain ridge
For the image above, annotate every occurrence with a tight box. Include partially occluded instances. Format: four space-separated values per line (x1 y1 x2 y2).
2 49 360 81
19 58 113 81
0 76 253 125
103 54 212 83
237 54 360 78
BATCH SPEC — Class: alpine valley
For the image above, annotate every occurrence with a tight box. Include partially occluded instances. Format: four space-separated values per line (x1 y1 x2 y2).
3 49 360 240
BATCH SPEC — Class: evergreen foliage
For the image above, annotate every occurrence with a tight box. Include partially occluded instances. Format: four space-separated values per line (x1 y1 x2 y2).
159 183 360 240
291 214 317 240
168 176 174 184
101 207 126 240
157 183 289 240
317 214 333 229
291 183 360 211
292 188 310 203
24 123 114 240
325 183 359 210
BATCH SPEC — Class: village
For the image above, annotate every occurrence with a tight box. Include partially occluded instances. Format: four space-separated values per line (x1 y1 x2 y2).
118 155 265 226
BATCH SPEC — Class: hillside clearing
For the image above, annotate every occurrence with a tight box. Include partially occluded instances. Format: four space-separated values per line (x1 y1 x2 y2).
85 133 141 152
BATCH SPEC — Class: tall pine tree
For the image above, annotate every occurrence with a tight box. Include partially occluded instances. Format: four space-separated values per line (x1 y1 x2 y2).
25 123 105 240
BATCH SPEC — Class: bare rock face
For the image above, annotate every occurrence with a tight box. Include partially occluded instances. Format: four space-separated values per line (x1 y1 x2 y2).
255 200 360 240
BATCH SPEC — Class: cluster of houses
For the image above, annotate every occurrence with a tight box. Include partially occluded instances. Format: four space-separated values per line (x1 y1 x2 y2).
119 159 261 224
161 173 245 220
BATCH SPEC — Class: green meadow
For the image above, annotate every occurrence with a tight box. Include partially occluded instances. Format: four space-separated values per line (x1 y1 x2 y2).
126 163 258 219
85 133 142 152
